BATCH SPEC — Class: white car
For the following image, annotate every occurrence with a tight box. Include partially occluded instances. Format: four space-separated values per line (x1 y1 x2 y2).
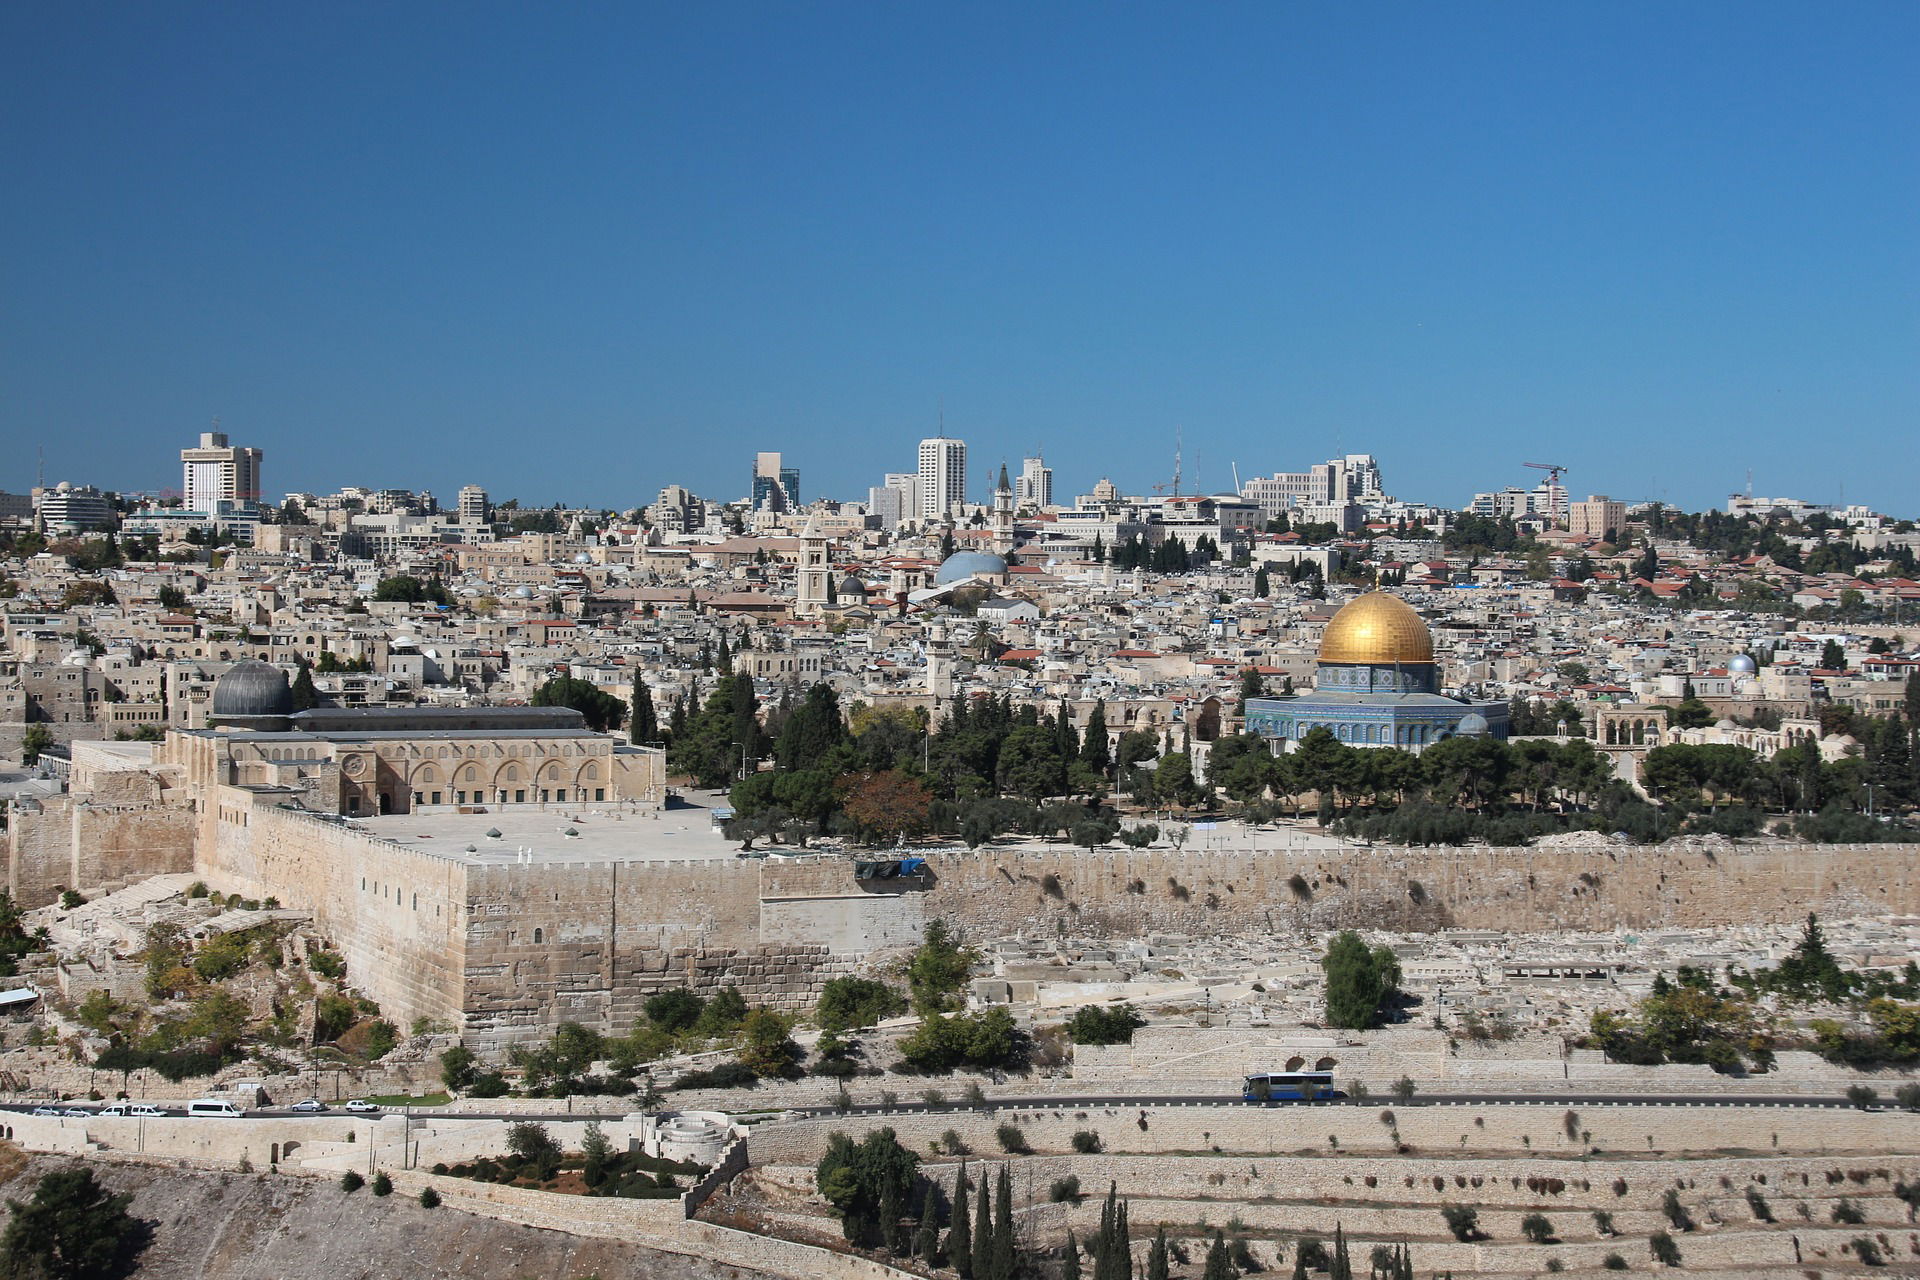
128 1104 165 1117
342 1099 380 1113
29 1106 58 1117
98 1104 132 1117
289 1098 329 1113
61 1107 90 1118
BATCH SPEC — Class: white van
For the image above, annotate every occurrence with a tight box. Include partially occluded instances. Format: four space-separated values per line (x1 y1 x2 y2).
186 1099 243 1118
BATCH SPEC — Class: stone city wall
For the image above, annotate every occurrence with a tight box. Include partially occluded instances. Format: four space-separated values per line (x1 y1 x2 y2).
911 842 1920 939
201 796 470 1032
6 794 197 908
460 858 852 1051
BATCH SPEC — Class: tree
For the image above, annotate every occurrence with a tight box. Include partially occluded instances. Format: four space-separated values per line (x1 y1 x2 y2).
629 674 658 744
507 1121 563 1176
1065 1004 1145 1045
1820 639 1847 671
289 661 319 712
20 724 53 766
1081 703 1111 775
531 676 625 734
371 574 449 605
1202 1228 1234 1280
1253 565 1270 597
818 977 907 1032
839 770 934 844
0 1166 143 1280
773 683 847 770
907 920 976 1014
1321 931 1400 1029
947 1164 972 1279
440 1045 477 1091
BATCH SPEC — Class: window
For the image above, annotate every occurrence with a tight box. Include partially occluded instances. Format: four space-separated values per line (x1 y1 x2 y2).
431 791 441 805
533 928 543 944
594 788 605 801
515 790 525 803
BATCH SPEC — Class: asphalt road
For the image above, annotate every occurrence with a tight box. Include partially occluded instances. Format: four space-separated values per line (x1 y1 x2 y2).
0 1089 1881 1122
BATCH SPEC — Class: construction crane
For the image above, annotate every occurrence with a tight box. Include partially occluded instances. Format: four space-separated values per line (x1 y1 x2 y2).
1524 461 1570 528
1523 461 1568 488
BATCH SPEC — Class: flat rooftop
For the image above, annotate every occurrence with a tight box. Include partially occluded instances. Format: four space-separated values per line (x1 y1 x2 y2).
348 804 742 866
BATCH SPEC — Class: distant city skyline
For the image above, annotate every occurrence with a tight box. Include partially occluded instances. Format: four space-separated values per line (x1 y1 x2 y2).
3 4 1914 515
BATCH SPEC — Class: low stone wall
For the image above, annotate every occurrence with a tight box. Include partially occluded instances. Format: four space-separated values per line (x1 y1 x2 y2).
745 1101 1920 1166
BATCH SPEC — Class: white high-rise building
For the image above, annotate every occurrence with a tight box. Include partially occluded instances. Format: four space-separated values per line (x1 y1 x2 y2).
457 485 489 524
917 436 967 522
1016 455 1053 509
181 431 263 512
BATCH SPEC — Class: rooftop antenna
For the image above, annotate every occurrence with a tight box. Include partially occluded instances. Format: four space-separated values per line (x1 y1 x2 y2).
1746 468 1753 500
36 445 43 491
1231 460 1242 493
1172 427 1183 498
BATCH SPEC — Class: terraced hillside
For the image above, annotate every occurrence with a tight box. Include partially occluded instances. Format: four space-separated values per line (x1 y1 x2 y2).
724 1101 1920 1277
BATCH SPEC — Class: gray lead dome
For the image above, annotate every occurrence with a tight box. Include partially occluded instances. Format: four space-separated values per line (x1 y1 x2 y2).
209 660 294 727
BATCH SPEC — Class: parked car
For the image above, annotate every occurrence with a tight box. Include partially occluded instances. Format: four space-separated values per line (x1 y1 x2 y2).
128 1104 165 1117
342 1099 380 1113
60 1107 90 1118
29 1106 58 1117
98 1104 132 1117
289 1098 329 1113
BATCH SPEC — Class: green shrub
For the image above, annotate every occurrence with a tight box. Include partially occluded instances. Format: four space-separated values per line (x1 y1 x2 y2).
1520 1213 1554 1244
1602 1253 1627 1270
1070 1129 1101 1154
419 1186 440 1208
1064 1004 1145 1046
1832 1197 1865 1224
1049 1175 1081 1203
1648 1231 1680 1267
1441 1206 1480 1242
995 1124 1027 1153
371 1172 392 1197
674 1061 759 1091
340 1171 363 1193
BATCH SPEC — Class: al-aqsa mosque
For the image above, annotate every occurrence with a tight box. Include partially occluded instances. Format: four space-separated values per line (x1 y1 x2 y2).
1243 592 1508 752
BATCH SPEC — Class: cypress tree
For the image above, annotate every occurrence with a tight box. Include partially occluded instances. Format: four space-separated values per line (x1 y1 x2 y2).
715 631 731 675
1054 701 1079 762
1082 701 1110 774
1094 1182 1117 1280
1329 1223 1351 1280
948 1164 972 1280
1062 1230 1082 1280
1290 1244 1309 1280
971 1172 991 1280
879 1176 904 1254
914 1195 940 1266
629 673 657 744
1147 1225 1170 1280
991 1163 1015 1280
1113 1201 1131 1280
290 661 319 711
1202 1229 1233 1280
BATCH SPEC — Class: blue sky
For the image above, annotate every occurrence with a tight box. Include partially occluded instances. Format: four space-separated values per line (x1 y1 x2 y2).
3 3 1914 514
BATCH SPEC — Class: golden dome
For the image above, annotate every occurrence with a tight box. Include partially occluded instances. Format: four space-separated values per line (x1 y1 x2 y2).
1318 592 1434 665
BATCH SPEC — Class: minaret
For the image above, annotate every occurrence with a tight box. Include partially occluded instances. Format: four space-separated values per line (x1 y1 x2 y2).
926 621 955 699
991 462 1015 556
796 512 831 616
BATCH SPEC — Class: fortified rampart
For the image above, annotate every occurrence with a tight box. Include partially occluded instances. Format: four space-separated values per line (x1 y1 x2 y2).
21 761 1920 1053
203 798 469 1033
909 841 1920 937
